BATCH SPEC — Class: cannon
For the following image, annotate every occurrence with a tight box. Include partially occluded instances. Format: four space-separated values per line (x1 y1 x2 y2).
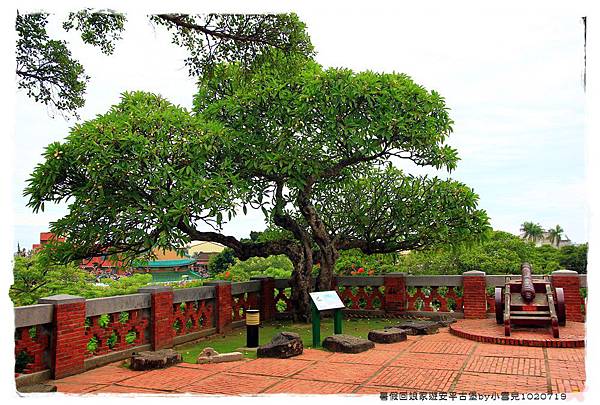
495 263 566 338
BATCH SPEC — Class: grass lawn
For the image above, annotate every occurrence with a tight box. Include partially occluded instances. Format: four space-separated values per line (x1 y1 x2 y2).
176 317 400 363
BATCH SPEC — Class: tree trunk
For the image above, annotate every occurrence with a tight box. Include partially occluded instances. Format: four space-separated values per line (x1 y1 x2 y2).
285 243 314 322
289 257 313 322
316 244 338 292
297 187 339 293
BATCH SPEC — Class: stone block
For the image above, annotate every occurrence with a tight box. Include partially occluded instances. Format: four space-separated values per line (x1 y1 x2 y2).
368 329 408 343
387 320 439 335
436 315 457 327
130 349 182 371
257 332 303 358
196 347 244 364
322 334 375 353
17 384 57 393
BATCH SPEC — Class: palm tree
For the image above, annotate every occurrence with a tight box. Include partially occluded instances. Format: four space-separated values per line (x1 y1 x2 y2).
520 221 544 243
548 225 564 248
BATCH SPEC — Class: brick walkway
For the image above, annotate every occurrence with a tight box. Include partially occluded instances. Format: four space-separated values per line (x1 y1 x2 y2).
50 326 585 395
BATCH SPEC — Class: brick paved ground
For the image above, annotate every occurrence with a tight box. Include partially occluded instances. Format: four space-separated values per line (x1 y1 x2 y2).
49 324 586 395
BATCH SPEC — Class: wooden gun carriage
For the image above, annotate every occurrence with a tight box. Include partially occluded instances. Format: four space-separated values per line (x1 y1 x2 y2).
495 263 566 338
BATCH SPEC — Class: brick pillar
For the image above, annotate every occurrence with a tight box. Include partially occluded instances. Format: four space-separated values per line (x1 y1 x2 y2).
384 272 407 314
205 280 233 333
552 270 584 322
139 286 174 350
38 294 87 379
251 276 275 322
462 271 488 319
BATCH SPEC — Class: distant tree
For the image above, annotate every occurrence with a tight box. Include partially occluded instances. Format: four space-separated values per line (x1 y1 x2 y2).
399 230 565 275
10 252 153 306
520 221 544 243
559 244 588 273
216 254 293 282
10 253 83 306
15 10 313 117
207 248 236 277
547 224 564 247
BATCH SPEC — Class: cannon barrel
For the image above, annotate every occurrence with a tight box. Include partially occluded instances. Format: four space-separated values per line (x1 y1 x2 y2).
520 262 536 302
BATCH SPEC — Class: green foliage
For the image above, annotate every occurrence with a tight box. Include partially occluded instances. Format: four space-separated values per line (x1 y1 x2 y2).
16 13 88 117
87 336 98 353
17 11 312 117
335 249 399 275
397 231 586 275
195 57 459 185
98 314 110 328
559 244 588 273
125 331 137 344
10 252 153 306
106 332 117 349
118 311 129 324
151 13 314 78
547 225 564 247
207 248 236 277
25 91 242 264
26 51 490 317
15 351 33 373
10 252 88 306
217 255 293 282
315 166 491 253
520 221 544 243
172 319 182 332
62 10 125 55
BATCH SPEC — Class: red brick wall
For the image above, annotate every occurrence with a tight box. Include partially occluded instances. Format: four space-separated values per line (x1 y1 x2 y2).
39 298 87 379
252 276 275 322
150 291 175 349
384 273 407 313
206 281 233 333
462 271 487 319
552 271 584 322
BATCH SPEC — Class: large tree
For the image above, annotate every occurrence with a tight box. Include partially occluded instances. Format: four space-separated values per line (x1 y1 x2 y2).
26 59 489 320
194 56 489 295
16 10 313 117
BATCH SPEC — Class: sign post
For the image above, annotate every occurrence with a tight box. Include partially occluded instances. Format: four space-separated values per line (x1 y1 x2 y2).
309 291 345 348
311 303 321 348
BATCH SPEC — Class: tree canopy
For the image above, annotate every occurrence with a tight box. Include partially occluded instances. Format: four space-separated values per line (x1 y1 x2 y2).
193 55 489 302
16 11 313 117
547 224 564 247
520 221 544 243
26 55 489 320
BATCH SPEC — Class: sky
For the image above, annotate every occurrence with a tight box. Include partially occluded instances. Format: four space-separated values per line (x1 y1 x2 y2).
11 7 588 251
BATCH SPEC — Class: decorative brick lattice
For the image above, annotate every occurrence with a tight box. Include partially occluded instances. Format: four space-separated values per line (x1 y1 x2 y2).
84 310 149 358
273 288 292 315
231 292 259 321
14 325 50 375
337 286 384 310
172 300 214 335
407 286 463 312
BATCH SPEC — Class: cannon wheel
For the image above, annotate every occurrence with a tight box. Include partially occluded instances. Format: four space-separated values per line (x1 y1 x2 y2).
495 287 504 325
556 287 566 326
